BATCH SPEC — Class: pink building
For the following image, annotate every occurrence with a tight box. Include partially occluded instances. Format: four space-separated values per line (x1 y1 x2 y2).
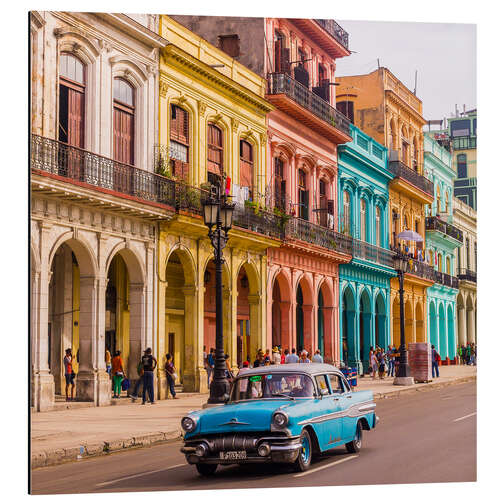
171 16 354 363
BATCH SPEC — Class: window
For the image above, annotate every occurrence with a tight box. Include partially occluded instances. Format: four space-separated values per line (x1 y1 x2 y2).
274 157 286 210
169 105 189 179
429 249 434 267
412 137 418 171
207 123 223 184
451 119 470 138
392 210 398 247
438 253 442 272
328 373 348 394
312 64 330 103
315 375 330 396
360 199 367 242
337 101 354 123
113 78 135 165
457 246 461 272
294 47 309 88
274 31 289 74
343 191 351 235
298 169 309 220
58 53 85 147
218 34 240 58
318 179 327 226
457 154 467 179
445 192 450 213
474 242 477 271
446 256 451 274
402 139 409 166
436 185 441 213
239 140 254 200
376 206 381 247
466 238 470 269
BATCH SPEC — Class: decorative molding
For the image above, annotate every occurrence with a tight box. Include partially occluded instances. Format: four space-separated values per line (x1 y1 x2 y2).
231 117 240 132
159 80 169 97
198 100 207 116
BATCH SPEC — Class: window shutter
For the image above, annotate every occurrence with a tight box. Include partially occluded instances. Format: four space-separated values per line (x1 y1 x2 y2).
281 48 291 74
294 65 309 88
327 200 334 215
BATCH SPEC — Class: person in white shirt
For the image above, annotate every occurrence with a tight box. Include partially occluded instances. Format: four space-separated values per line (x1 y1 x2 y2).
299 350 311 363
272 346 281 364
312 350 323 363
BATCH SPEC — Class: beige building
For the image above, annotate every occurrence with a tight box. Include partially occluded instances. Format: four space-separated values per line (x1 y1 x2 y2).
453 197 477 345
30 11 168 411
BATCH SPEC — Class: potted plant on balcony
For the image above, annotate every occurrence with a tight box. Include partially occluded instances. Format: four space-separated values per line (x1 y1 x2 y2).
273 206 291 231
244 199 260 215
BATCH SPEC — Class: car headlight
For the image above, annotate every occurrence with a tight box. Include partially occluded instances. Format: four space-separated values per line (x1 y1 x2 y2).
272 411 289 428
181 416 197 432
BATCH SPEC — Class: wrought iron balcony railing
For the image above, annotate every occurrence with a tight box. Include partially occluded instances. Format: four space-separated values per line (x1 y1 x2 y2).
457 268 477 283
388 159 434 197
286 217 353 255
31 134 177 207
434 270 459 289
267 72 351 137
452 136 476 150
425 216 463 243
315 19 349 50
233 204 285 240
352 240 396 267
405 259 436 281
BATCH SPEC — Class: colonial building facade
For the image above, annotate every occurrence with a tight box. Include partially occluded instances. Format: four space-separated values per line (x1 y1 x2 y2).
156 16 278 395
423 133 462 363
336 67 435 348
30 11 167 410
337 125 396 373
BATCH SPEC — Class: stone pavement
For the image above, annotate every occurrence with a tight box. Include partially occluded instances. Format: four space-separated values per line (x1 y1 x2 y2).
31 364 476 469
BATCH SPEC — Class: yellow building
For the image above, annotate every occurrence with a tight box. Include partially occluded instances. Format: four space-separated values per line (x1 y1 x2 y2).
337 68 435 346
157 16 278 396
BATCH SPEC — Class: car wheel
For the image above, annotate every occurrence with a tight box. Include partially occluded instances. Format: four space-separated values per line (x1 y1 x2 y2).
346 421 363 453
293 429 313 472
195 463 218 476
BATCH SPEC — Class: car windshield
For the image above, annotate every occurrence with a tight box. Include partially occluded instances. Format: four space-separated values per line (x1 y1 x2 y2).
230 372 315 401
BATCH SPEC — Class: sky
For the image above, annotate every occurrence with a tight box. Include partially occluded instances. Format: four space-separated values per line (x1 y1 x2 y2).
334 20 476 122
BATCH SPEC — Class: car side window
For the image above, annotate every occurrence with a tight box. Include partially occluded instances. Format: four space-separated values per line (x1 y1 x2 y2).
328 374 345 394
340 375 351 393
315 374 331 396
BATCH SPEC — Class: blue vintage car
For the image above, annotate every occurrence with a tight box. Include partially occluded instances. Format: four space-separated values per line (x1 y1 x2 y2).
180 363 379 475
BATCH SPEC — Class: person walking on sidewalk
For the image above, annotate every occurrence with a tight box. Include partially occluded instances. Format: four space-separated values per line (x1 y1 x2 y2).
272 347 281 365
206 348 215 387
130 350 146 402
164 353 178 399
466 343 471 365
111 351 125 399
369 347 378 379
286 348 299 363
377 348 386 379
105 348 112 375
431 345 440 378
63 348 75 401
312 350 323 363
299 350 311 363
141 347 157 404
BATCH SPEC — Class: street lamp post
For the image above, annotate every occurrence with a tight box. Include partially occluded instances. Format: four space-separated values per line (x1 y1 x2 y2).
202 179 235 405
393 249 414 386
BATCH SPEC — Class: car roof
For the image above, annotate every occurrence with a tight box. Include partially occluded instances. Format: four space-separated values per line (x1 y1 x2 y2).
237 363 343 377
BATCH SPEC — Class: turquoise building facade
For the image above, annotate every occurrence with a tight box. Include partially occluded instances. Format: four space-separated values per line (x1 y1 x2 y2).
338 125 396 373
423 133 462 362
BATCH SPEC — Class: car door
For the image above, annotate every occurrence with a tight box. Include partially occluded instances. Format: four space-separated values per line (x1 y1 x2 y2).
327 373 352 447
335 373 357 441
313 374 342 451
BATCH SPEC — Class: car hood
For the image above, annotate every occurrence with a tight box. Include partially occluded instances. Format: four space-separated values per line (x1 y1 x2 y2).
190 399 304 435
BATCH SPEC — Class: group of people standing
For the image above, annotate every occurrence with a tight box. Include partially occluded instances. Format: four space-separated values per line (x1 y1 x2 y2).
367 345 399 379
457 343 476 366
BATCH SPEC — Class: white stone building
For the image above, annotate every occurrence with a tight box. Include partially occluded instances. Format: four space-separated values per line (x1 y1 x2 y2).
30 11 169 411
452 196 477 346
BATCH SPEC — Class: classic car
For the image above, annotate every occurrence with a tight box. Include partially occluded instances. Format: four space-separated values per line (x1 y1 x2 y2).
180 363 379 476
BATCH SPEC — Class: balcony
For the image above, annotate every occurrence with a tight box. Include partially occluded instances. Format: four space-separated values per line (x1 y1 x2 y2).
457 268 477 283
352 240 395 268
31 135 283 241
266 72 352 144
288 19 350 58
434 270 459 289
388 159 434 198
31 134 177 209
452 136 476 150
286 217 353 255
405 260 436 282
425 216 463 243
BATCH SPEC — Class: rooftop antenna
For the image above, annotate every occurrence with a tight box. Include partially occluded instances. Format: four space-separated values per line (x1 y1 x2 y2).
413 70 417 95
377 58 380 69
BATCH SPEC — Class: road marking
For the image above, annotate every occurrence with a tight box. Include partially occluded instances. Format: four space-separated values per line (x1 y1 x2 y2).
95 463 185 487
453 412 476 423
293 455 358 477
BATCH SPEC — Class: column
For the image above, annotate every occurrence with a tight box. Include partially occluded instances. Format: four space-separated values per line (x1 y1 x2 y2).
323 306 334 363
279 301 291 351
248 293 261 361
182 285 199 392
157 279 167 399
302 304 314 355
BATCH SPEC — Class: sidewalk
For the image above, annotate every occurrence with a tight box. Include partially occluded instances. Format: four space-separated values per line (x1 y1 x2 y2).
31 364 476 469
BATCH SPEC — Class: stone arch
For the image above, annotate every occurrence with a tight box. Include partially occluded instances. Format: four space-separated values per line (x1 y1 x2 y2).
105 241 145 285
57 32 100 64
392 294 401 347
110 57 149 84
415 301 425 342
375 291 388 349
164 244 197 286
296 274 314 353
317 278 334 360
404 298 414 343
271 269 293 353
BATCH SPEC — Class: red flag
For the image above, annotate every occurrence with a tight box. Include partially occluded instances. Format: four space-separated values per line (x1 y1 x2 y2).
225 176 231 195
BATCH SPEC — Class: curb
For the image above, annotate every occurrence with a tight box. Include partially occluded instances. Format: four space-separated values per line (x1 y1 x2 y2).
31 375 476 469
31 430 182 470
372 374 476 400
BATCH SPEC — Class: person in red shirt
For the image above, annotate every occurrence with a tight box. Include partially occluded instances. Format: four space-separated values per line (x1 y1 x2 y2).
63 348 75 401
111 351 125 398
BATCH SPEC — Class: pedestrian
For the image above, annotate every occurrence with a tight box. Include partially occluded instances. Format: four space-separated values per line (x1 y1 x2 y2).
207 348 215 386
105 348 112 375
130 350 146 402
377 348 386 379
461 344 467 365
224 354 234 379
457 344 462 365
369 347 378 379
253 349 265 368
466 343 471 365
63 348 75 401
264 349 271 363
431 344 440 378
471 343 476 365
111 350 125 398
163 352 178 400
299 350 311 363
138 347 156 404
272 346 281 365
281 348 286 364
312 349 323 363
286 348 299 363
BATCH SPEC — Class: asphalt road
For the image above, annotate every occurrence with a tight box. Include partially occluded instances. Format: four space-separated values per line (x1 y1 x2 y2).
31 381 476 494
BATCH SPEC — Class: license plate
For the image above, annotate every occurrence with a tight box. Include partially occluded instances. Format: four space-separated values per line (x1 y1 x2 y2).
219 450 247 460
